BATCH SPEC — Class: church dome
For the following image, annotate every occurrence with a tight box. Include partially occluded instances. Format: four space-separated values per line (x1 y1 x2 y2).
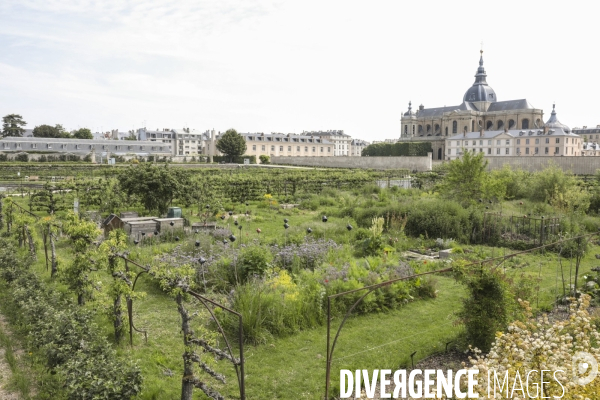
545 104 570 132
463 51 497 103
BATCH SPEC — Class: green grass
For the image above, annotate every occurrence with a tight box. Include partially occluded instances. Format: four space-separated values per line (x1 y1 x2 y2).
0 316 32 399
6 187 600 399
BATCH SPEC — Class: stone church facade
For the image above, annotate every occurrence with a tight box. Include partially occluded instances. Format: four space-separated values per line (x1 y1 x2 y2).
399 51 545 160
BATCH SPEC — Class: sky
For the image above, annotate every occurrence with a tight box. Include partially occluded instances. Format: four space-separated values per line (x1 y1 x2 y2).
1 0 598 142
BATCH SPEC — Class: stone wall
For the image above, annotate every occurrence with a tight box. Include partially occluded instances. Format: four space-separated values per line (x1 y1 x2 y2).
433 156 600 175
271 154 432 171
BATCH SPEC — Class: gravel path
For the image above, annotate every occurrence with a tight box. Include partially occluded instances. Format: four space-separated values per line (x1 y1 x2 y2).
0 314 20 400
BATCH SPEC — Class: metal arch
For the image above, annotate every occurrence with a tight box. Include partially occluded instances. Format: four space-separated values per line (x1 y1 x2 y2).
118 255 246 399
323 232 600 399
324 268 452 399
188 290 246 400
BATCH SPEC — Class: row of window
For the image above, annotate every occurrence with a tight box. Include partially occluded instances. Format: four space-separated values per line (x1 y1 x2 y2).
406 119 539 136
454 137 570 147
452 147 575 156
251 145 331 153
247 136 322 143
2 143 165 151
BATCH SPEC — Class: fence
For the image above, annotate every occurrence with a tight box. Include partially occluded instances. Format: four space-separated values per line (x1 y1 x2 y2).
323 233 597 399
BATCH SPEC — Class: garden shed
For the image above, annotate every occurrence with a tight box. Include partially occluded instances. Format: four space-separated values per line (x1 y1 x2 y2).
124 220 158 239
102 214 124 237
155 217 184 233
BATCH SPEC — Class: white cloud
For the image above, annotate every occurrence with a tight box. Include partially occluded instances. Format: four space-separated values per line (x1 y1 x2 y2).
0 0 599 140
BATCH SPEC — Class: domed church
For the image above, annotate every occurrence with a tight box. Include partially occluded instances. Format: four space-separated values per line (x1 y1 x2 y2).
400 51 544 142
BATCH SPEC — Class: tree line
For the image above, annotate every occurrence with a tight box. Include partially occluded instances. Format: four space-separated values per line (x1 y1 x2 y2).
2 113 93 139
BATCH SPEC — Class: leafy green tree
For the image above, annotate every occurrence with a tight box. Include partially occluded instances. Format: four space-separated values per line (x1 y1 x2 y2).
62 212 102 305
32 124 70 138
118 163 192 215
72 127 93 139
439 150 490 206
124 132 137 141
98 230 141 344
216 129 246 162
2 114 27 137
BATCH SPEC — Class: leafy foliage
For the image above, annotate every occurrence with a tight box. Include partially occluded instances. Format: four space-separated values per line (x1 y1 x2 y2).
32 124 70 138
2 114 27 137
71 127 93 139
118 163 192 215
216 129 247 162
361 141 432 157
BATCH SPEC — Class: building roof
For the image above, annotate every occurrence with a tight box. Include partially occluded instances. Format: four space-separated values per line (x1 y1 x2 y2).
544 104 570 133
462 51 497 104
487 99 535 112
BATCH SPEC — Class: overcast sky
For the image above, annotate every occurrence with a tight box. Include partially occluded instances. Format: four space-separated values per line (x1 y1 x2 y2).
1 0 598 142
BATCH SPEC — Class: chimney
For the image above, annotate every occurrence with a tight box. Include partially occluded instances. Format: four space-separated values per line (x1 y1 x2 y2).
209 129 215 163
504 125 508 133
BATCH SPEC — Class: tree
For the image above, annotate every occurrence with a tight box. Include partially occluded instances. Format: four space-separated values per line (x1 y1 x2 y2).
118 163 191 215
216 129 246 162
72 127 93 139
124 132 137 141
62 212 102 305
33 124 70 138
2 114 27 137
439 150 491 206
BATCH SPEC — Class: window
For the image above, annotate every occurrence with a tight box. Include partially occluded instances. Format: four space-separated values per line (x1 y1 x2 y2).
479 140 483 145
526 139 530 145
525 148 529 154
566 138 569 144
505 148 509 155
496 148 500 154
496 140 501 145
535 147 539 154
545 138 550 144
486 121 493 130
412 126 415 135
31 143 37 149
472 140 476 145
288 146 291 151
517 139 521 145
320 147 323 152
418 125 423 134
252 145 256 151
545 147 549 154
328 147 331 152
488 148 491 154
452 121 457 134
535 138 539 144
522 119 530 129
404 125 407 134
47 144 52 149
312 147 316 152
508 119 515 129
555 147 559 154
297 146 300 151
556 138 560 143
305 146 308 152
505 140 510 145
261 145 265 151
480 148 483 152
445 127 448 135
487 140 492 145
517 148 521 154
279 146 283 151
498 120 504 130
271 145 275 151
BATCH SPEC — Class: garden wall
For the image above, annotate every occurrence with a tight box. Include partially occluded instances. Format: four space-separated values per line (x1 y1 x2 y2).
434 157 600 175
271 153 432 171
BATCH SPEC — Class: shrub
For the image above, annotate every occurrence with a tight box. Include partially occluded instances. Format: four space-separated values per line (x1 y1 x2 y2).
259 155 270 164
404 199 472 242
237 245 273 282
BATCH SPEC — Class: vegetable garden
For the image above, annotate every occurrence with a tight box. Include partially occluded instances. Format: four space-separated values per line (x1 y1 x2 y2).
1 159 600 399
